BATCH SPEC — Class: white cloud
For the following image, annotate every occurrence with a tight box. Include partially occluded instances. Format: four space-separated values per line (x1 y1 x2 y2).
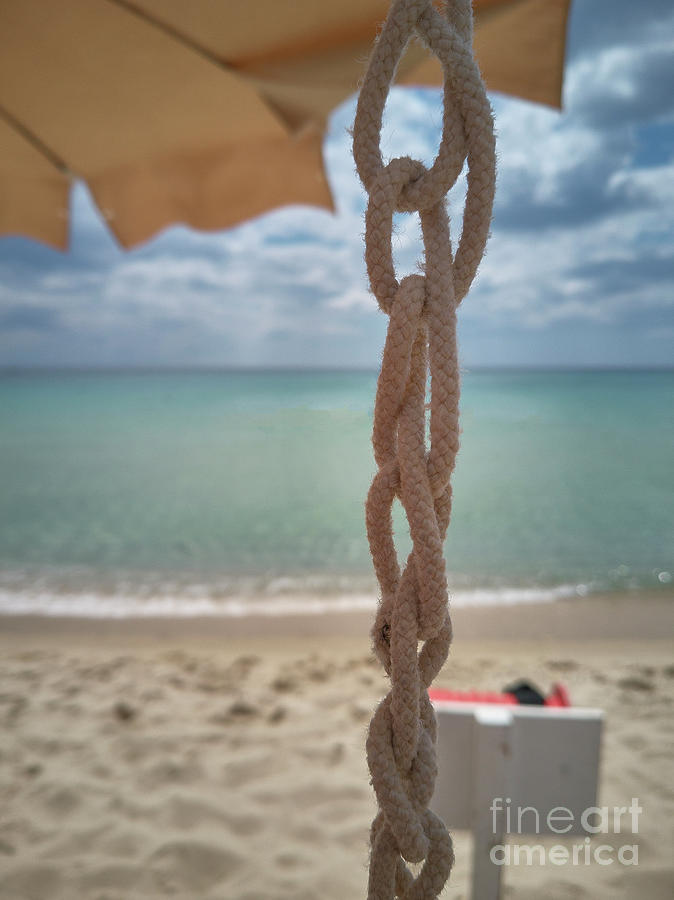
2 3 673 368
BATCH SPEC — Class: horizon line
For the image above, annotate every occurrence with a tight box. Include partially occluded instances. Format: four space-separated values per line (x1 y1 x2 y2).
1 364 673 375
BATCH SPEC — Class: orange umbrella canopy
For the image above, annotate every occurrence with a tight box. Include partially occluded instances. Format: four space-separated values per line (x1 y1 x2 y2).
0 0 571 250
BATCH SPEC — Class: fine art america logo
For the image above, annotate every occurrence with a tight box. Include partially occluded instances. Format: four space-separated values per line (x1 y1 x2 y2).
489 798 642 866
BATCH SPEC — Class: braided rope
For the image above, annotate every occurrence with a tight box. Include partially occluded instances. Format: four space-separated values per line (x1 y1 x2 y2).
352 2 496 897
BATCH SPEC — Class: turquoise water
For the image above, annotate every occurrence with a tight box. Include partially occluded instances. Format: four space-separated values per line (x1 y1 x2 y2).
0 370 672 615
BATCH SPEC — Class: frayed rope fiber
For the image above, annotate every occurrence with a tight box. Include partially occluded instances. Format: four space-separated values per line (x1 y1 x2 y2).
352 1 496 897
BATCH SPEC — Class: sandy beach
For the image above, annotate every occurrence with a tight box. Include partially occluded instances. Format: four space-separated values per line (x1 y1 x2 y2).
0 592 672 900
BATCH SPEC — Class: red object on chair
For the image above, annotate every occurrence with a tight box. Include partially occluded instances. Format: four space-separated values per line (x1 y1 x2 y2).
542 683 571 707
428 682 570 707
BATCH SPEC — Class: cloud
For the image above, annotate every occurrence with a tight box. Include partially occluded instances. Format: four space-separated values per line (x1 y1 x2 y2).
566 0 674 61
0 0 672 368
0 305 63 332
567 43 674 129
570 250 674 296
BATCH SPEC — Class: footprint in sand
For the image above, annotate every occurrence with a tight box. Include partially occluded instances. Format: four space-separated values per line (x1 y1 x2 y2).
350 702 371 722
622 733 648 751
113 700 137 721
140 756 204 790
223 751 282 788
210 699 260 724
161 791 262 836
98 826 151 858
226 655 261 677
271 675 298 693
147 840 243 892
0 863 64 900
275 848 315 869
617 676 654 692
268 705 287 723
77 861 141 893
546 659 579 672
299 742 345 767
0 692 28 725
270 782 367 814
36 783 82 817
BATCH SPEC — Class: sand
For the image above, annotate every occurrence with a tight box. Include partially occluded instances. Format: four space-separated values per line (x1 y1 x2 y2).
0 592 672 900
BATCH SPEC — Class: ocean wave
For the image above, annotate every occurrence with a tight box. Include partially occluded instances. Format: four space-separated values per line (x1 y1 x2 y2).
0 582 587 618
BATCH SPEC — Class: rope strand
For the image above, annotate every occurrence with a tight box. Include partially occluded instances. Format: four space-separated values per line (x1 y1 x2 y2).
353 2 496 897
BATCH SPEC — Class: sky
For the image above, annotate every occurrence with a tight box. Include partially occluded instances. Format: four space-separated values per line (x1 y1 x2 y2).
1 0 673 370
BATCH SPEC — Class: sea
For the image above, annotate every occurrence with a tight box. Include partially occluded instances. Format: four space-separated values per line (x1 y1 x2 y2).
0 369 672 618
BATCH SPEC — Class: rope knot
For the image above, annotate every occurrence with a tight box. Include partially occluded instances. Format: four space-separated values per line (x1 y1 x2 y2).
382 156 428 213
355 1 496 897
378 155 441 215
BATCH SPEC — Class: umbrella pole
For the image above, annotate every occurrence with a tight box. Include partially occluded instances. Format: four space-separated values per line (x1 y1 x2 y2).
352 1 496 897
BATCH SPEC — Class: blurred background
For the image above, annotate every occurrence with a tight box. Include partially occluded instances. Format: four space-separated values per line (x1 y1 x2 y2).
0 0 672 617
1 4 673 900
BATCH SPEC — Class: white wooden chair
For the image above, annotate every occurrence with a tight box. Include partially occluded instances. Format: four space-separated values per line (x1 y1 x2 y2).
430 699 603 899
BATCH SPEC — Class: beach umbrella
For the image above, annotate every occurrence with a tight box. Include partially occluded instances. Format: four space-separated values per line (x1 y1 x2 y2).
0 0 571 251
